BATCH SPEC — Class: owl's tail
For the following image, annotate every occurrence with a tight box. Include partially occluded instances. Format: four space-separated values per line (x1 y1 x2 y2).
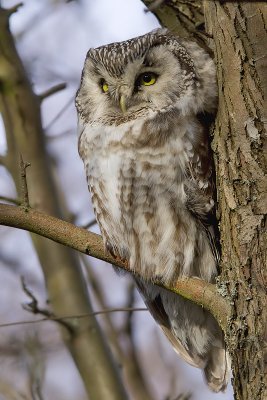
135 278 230 393
204 343 230 392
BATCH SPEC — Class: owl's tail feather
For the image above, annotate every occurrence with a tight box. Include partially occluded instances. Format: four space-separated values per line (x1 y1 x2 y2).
135 279 230 392
204 346 230 392
163 324 230 393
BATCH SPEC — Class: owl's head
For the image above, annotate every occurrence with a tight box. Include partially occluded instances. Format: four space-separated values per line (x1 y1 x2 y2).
76 29 217 126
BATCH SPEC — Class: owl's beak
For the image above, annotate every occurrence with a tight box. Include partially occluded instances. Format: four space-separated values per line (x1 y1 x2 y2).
119 95 127 114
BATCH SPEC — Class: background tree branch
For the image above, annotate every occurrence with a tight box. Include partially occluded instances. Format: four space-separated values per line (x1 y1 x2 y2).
0 203 231 331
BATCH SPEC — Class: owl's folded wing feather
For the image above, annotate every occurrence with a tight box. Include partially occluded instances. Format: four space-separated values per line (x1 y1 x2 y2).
135 278 205 369
184 116 221 266
135 278 229 393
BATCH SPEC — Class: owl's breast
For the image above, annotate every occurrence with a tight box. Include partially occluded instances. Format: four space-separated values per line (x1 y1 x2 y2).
81 120 188 228
86 143 194 270
80 121 216 283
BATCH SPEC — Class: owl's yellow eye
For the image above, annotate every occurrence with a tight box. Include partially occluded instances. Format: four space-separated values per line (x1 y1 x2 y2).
102 81 109 93
139 72 157 86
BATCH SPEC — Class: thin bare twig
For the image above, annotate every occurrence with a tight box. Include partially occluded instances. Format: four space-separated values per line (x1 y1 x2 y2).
21 277 74 332
0 307 147 329
171 395 191 400
21 276 39 312
46 128 74 140
5 2 23 15
0 195 21 205
44 95 75 132
19 155 31 209
82 218 97 229
39 83 67 101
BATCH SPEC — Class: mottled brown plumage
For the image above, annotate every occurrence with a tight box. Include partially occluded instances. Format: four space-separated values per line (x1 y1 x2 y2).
76 28 229 392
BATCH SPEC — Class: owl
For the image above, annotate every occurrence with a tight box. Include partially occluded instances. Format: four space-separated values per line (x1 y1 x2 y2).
76 28 229 392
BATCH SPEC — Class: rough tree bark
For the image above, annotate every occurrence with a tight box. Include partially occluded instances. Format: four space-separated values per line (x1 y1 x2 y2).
204 2 266 399
143 1 267 399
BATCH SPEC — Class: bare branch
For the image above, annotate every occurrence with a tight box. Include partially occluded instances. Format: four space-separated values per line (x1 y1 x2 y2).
173 395 191 400
38 83 67 101
0 307 147 329
44 95 74 131
0 195 21 205
0 203 231 331
21 276 74 332
19 155 31 209
82 218 97 229
4 2 23 15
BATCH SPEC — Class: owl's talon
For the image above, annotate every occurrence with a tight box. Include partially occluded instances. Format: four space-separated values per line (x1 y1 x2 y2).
105 241 118 260
106 242 128 264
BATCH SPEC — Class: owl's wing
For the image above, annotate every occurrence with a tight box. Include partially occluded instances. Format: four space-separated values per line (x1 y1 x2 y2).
135 278 229 393
135 279 205 369
185 118 220 265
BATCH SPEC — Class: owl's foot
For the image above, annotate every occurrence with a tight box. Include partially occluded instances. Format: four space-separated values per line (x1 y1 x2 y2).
105 241 117 259
105 241 128 264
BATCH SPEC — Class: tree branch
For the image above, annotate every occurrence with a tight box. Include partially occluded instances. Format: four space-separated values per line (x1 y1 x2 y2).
38 83 67 101
0 203 230 331
0 307 147 329
5 2 23 16
19 155 30 209
21 276 74 332
0 195 21 205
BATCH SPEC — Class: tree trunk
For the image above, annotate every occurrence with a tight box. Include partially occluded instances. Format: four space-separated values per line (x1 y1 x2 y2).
204 2 266 399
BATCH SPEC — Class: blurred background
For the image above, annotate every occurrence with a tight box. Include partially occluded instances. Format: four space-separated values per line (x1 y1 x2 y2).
0 1 234 399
